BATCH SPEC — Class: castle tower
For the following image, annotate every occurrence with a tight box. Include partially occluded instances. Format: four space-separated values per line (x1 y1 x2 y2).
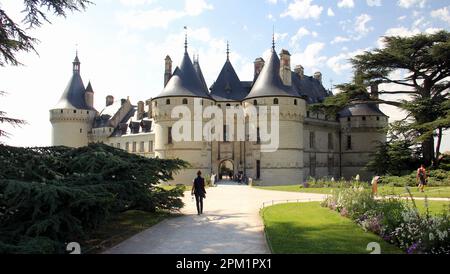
152 33 213 184
338 102 388 180
49 53 97 147
242 40 306 186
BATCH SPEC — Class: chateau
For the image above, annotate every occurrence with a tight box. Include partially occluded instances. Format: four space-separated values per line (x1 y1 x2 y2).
50 37 388 186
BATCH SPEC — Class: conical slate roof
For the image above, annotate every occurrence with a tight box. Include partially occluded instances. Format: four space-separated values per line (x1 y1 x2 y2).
155 52 211 99
193 58 208 92
245 49 300 100
338 102 388 117
55 56 93 110
85 81 94 93
210 60 248 101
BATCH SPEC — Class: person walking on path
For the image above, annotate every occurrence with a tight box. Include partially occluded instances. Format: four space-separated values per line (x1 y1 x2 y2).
192 171 207 215
417 165 428 193
371 176 380 196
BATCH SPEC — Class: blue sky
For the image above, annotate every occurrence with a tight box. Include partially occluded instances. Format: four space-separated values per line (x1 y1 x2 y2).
0 0 449 150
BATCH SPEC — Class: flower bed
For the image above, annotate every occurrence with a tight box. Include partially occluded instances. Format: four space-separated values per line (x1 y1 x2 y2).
321 188 450 254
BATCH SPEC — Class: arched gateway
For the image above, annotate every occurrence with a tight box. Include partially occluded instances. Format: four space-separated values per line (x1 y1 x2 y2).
218 160 234 181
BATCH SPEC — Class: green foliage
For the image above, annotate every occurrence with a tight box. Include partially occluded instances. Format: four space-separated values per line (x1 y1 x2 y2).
0 143 188 253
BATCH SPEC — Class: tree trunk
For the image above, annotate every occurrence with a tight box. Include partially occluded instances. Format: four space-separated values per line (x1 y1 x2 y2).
422 137 435 167
434 128 443 168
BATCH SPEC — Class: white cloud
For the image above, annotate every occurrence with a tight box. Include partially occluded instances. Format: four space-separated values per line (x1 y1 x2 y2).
267 0 278 4
327 8 335 16
355 13 373 38
290 27 313 47
431 7 450 25
338 0 355 9
367 0 382 7
326 48 367 74
331 36 351 44
281 0 323 20
119 0 155 6
117 0 213 29
290 42 327 73
184 0 213 16
398 0 427 9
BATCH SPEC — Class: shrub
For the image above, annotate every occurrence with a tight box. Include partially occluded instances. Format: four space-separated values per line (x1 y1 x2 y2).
0 144 188 253
322 187 450 254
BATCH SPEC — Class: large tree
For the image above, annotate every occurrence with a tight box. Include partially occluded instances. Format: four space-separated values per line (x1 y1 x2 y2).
342 31 450 165
0 0 91 140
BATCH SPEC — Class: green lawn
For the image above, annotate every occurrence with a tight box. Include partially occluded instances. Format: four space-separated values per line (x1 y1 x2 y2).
82 210 180 254
255 185 450 198
261 202 403 254
405 200 450 215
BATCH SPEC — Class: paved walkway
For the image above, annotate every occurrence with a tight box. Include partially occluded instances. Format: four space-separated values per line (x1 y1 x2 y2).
105 183 326 254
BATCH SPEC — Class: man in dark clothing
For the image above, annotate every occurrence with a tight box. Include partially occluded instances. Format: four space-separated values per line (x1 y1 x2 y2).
191 171 206 215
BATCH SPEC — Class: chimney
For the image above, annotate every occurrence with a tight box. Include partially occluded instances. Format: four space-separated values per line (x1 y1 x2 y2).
254 57 265 81
279 49 292 86
294 65 304 79
121 98 127 105
164 55 172 87
314 72 322 84
370 83 379 100
106 95 114 107
137 101 145 120
146 99 152 118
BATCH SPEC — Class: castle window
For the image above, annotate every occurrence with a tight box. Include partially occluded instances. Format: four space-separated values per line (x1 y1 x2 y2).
226 104 231 107
182 98 188 105
110 143 114 147
148 141 153 152
74 110 77 114
125 142 130 152
166 99 171 105
257 127 261 144
256 160 261 180
80 128 83 134
201 100 204 106
253 100 258 106
377 117 380 121
132 142 137 152
328 133 334 150
273 98 279 105
310 132 316 149
347 136 352 150
154 101 158 107
328 156 334 175
218 104 221 108
307 111 310 118
347 117 351 122
61 110 63 113
117 143 121 149
139 142 144 152
168 127 173 144
109 128 112 132
223 125 228 142
294 99 298 106
362 116 367 121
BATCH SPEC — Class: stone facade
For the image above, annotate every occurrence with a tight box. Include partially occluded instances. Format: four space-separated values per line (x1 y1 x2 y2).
50 42 388 185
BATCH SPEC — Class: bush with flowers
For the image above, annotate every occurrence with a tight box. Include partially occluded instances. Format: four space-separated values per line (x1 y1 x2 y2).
321 187 450 254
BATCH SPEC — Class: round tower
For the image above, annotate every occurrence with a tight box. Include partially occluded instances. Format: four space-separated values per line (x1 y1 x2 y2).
49 53 96 148
243 41 306 186
152 37 213 185
338 101 389 180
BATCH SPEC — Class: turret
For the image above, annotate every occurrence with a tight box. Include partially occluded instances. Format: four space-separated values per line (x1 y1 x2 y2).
49 53 96 148
85 81 94 109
